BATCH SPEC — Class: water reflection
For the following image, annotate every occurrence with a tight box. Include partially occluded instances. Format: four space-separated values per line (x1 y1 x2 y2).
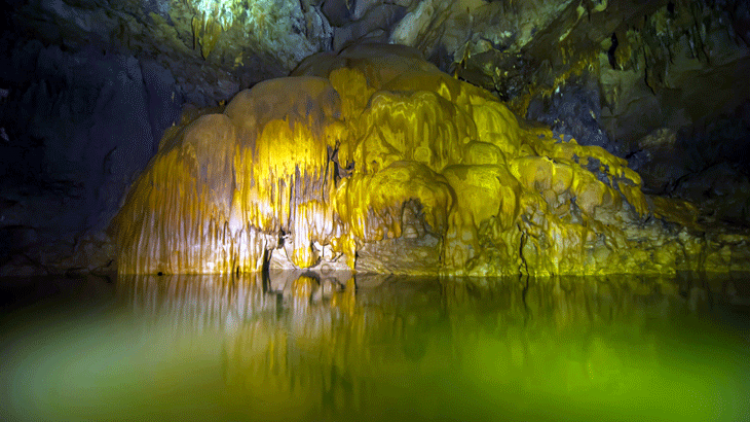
2 272 749 421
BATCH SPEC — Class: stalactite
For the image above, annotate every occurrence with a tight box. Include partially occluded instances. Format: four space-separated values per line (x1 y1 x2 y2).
115 43 748 276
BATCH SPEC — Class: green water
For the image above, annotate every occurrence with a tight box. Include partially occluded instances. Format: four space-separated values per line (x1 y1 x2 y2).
1 272 749 421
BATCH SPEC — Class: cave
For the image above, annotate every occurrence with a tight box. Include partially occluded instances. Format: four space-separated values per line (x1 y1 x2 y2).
1 0 749 420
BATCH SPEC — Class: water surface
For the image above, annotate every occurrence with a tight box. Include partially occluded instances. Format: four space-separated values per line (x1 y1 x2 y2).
1 272 749 421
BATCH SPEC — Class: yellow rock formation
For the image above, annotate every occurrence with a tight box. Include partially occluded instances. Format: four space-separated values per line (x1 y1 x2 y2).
115 43 746 276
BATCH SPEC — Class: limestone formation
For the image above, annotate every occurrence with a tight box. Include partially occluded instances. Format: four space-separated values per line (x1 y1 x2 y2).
115 44 749 276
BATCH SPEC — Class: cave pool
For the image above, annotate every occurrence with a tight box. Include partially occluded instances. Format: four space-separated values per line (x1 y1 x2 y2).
1 272 748 421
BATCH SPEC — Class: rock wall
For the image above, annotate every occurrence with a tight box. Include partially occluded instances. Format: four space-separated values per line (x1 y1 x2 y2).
2 0 748 276
0 37 182 275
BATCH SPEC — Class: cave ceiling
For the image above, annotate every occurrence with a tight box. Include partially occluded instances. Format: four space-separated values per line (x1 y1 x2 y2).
6 0 749 129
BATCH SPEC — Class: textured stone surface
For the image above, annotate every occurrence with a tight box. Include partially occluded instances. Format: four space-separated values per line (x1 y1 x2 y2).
2 0 749 275
0 36 180 275
115 44 750 276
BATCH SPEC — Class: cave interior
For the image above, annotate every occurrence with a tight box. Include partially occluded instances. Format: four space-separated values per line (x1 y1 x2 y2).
0 0 749 277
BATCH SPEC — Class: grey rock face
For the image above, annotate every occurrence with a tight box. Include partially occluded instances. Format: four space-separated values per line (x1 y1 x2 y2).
0 38 182 274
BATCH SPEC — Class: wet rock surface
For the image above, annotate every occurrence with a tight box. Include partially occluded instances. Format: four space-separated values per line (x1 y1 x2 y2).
115 44 750 276
0 0 748 274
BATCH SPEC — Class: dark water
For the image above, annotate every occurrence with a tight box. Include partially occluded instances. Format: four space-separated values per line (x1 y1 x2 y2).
1 272 749 422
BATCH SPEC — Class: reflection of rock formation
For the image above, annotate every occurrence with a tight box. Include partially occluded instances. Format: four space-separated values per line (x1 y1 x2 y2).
117 273 272 332
117 272 390 417
116 272 749 420
115 44 749 276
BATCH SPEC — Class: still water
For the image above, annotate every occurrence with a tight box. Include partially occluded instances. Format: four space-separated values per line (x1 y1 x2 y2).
1 272 749 421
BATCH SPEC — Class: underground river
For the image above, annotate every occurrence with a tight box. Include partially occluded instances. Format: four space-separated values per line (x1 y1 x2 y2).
1 272 749 421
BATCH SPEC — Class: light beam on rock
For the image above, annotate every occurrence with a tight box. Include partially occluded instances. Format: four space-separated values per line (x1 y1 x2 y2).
115 44 744 276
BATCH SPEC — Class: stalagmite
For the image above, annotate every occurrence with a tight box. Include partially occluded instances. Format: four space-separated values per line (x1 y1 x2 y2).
115 43 747 276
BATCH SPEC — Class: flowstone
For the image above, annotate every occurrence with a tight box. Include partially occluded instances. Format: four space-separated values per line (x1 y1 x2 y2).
115 44 749 276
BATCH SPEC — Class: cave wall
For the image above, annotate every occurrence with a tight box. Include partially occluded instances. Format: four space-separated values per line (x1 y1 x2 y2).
0 21 183 275
455 0 750 226
1 0 749 275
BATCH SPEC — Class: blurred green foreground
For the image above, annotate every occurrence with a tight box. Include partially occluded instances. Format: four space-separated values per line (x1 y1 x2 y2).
1 272 748 422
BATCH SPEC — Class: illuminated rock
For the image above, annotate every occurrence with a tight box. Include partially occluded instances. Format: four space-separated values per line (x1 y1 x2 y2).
183 0 330 65
115 43 749 276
